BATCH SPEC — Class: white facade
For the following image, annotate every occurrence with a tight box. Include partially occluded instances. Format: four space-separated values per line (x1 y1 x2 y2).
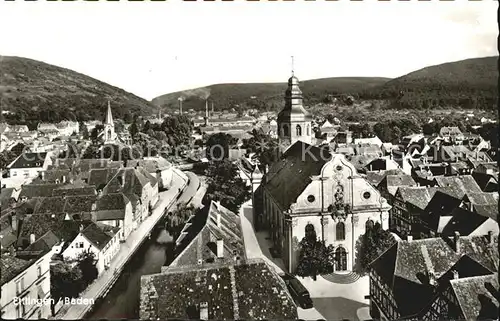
62 228 121 275
8 154 52 179
0 252 52 319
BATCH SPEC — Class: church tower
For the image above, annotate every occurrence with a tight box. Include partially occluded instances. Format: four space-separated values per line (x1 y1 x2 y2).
104 100 116 143
277 57 313 150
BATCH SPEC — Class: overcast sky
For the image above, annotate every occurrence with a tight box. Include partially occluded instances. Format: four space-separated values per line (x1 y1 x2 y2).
0 0 497 100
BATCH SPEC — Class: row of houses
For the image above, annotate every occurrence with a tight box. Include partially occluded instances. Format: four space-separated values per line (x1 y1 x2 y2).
0 155 175 319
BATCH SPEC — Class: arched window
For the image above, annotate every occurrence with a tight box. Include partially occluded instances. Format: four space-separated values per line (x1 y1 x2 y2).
306 124 310 136
282 124 289 136
336 222 345 240
108 129 112 139
335 246 347 271
296 125 302 136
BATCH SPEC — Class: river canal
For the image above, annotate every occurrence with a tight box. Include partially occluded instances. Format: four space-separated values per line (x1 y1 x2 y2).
85 225 174 319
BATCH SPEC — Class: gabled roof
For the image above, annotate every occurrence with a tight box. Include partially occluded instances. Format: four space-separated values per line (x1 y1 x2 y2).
0 255 35 286
127 157 172 172
264 141 331 210
103 168 150 197
450 274 499 320
88 168 120 188
171 201 245 267
372 235 498 317
81 222 117 250
433 176 482 199
52 186 97 197
94 193 130 220
140 259 297 320
25 230 60 252
396 187 437 211
8 152 48 169
20 184 63 199
384 175 417 195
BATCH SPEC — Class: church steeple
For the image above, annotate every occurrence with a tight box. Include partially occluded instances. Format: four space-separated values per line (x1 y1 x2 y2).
277 57 313 149
103 100 116 143
105 100 114 125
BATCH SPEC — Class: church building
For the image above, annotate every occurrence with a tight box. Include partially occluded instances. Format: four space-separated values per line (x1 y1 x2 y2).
254 71 391 275
103 101 117 143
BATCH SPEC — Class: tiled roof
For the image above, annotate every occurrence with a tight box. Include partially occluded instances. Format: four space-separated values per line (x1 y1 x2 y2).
8 152 48 169
465 192 498 206
94 193 130 220
17 213 83 247
385 175 417 196
265 141 331 210
127 157 172 173
450 274 499 320
372 235 498 316
52 186 97 197
24 230 60 252
88 168 119 188
0 226 18 250
171 201 246 267
474 204 499 221
81 222 115 250
396 187 437 210
103 168 150 197
433 176 482 199
0 255 34 286
140 259 297 320
349 155 377 170
440 207 490 236
20 184 61 199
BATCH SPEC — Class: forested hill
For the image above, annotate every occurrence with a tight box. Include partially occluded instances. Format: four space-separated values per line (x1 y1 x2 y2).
152 77 391 112
154 56 498 112
360 56 498 110
0 56 157 126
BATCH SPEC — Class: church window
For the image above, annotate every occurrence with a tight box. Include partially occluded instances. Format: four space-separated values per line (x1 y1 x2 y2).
334 246 347 271
336 165 343 171
336 222 345 240
307 195 315 203
282 124 289 136
296 125 302 136
363 191 371 199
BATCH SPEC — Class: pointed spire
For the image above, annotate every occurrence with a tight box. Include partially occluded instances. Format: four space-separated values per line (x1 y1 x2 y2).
105 100 113 125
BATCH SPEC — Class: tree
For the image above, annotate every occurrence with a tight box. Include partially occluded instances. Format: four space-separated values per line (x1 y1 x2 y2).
202 160 250 213
0 150 18 170
354 222 396 275
129 120 139 141
90 124 104 142
206 133 237 160
50 262 84 316
77 250 99 288
295 224 334 278
242 128 280 169
79 121 89 139
166 203 195 240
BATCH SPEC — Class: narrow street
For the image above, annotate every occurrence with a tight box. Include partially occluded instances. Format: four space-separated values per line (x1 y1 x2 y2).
238 200 371 321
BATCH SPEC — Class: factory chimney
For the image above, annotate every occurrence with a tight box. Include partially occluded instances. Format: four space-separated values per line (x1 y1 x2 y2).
211 102 214 116
178 98 183 115
205 100 209 119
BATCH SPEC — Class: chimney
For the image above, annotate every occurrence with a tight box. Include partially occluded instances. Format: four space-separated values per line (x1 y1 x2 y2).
453 231 461 253
62 175 67 184
487 231 494 245
41 171 45 181
407 235 413 242
205 100 209 119
199 302 208 321
30 233 36 244
79 224 84 232
216 212 221 227
179 98 183 115
452 270 459 280
216 239 224 258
